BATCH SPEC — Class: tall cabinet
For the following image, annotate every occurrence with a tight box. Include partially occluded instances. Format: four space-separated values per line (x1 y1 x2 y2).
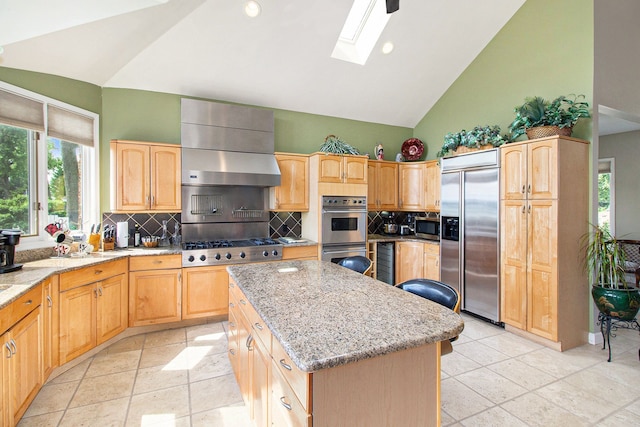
500 136 589 350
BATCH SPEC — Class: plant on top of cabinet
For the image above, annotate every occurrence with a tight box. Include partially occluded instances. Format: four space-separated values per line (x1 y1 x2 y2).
508 94 591 141
437 125 507 157
319 134 360 155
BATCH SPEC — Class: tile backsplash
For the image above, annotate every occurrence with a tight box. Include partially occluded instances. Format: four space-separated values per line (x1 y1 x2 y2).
102 212 181 246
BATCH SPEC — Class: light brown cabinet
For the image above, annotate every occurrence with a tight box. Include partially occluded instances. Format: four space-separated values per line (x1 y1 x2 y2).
1 286 42 427
398 163 426 211
424 160 441 211
182 265 229 319
59 259 128 363
500 137 588 350
395 240 440 284
367 160 398 210
282 245 318 261
41 276 59 380
310 153 367 184
270 153 309 211
129 255 182 326
111 140 181 212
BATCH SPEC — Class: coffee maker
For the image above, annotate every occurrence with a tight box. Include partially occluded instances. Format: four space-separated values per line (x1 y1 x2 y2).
0 229 23 273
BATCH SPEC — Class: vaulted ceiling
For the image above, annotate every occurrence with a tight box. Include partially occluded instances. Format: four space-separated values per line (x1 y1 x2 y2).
0 0 526 128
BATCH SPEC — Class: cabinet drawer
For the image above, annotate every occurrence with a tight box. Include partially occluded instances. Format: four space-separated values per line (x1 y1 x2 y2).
282 245 318 260
0 285 42 335
129 254 181 271
272 335 311 412
424 243 439 255
271 359 312 427
232 283 272 354
60 258 128 291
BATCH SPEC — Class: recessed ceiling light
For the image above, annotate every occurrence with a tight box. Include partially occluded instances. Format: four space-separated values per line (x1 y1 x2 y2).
244 1 261 18
382 42 394 54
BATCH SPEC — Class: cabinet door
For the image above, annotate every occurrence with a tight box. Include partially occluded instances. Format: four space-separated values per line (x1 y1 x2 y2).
228 307 240 382
425 160 440 211
500 200 528 329
423 244 440 281
317 155 343 183
129 269 182 326
500 144 527 200
395 241 425 285
96 274 128 345
344 156 367 184
367 162 378 210
150 145 181 211
59 284 97 363
182 266 230 319
42 276 59 380
377 162 398 209
527 200 558 340
115 143 150 211
398 164 425 211
273 154 309 211
528 140 557 200
6 308 42 425
237 311 252 406
251 330 271 427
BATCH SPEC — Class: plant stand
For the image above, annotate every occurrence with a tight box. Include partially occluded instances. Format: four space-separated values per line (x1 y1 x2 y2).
596 312 640 362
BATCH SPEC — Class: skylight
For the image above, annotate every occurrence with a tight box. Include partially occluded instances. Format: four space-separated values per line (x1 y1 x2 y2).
331 0 391 65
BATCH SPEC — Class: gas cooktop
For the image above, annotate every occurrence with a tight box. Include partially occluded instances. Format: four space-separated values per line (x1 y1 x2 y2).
182 237 283 266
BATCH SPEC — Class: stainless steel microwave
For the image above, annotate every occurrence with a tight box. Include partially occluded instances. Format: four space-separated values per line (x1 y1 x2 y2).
414 216 440 241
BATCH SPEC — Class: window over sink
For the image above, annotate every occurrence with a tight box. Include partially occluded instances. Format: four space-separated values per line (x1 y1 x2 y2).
0 81 99 248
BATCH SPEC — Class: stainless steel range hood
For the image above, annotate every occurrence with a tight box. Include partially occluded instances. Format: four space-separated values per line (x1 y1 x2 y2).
181 98 281 187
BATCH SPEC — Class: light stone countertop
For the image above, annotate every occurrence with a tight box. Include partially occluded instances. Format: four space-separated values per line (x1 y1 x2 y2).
227 260 464 373
368 233 440 244
0 247 181 309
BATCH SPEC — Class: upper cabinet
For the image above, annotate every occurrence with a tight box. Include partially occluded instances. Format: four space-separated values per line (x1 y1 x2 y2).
367 160 398 210
424 160 441 212
110 140 181 212
310 153 367 184
501 139 557 201
270 153 309 212
398 162 426 211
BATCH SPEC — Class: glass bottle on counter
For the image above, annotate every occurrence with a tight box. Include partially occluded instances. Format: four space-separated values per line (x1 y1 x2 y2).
134 224 141 247
159 220 170 247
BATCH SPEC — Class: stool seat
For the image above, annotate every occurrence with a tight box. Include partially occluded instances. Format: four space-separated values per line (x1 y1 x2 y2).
337 256 372 275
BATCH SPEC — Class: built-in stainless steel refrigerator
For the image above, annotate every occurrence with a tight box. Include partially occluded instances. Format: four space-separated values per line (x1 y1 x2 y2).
440 149 501 323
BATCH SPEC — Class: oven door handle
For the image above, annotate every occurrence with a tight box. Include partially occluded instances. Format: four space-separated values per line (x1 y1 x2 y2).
322 209 368 214
322 248 365 255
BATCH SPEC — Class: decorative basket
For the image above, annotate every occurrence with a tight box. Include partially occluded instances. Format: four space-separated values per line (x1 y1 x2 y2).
525 125 572 140
453 144 494 155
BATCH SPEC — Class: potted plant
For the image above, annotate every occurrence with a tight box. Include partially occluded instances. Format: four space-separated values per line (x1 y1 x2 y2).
508 94 591 141
319 134 360 155
437 125 507 157
583 224 640 321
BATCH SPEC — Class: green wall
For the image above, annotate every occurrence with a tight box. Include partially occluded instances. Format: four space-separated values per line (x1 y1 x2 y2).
0 67 102 113
413 0 594 158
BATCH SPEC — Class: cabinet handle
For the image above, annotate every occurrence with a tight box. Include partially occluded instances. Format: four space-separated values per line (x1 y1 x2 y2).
527 184 531 193
98 287 103 297
279 359 292 371
9 339 17 355
254 322 263 331
47 295 52 307
153 260 163 264
24 299 32 305
151 195 155 206
240 299 247 305
280 396 292 411
246 335 253 350
4 342 11 358
229 321 235 328
94 269 103 275
522 205 525 214
229 302 235 308
522 184 525 194
528 205 531 213
94 288 98 298
229 348 236 356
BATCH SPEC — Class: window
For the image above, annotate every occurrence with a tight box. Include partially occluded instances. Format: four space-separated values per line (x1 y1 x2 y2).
598 158 615 234
0 82 99 249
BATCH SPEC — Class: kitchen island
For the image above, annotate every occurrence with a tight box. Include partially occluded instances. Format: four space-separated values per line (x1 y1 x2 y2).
227 260 464 427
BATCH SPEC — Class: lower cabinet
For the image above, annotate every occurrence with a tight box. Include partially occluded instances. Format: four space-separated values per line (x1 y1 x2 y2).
41 275 59 381
1 286 43 426
395 240 441 284
129 255 182 326
282 245 318 261
59 259 128 363
182 265 229 319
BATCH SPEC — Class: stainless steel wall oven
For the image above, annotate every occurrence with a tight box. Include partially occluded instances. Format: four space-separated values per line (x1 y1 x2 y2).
320 195 367 263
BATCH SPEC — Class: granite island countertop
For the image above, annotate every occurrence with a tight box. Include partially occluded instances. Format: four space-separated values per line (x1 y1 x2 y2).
227 260 464 373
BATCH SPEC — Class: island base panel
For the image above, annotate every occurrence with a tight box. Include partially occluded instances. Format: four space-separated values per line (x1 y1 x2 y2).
312 342 441 427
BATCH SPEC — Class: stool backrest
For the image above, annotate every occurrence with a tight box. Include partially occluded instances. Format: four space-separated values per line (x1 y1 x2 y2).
337 256 372 275
398 279 460 312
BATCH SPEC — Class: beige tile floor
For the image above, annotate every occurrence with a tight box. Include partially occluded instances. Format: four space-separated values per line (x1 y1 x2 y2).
17 314 640 426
